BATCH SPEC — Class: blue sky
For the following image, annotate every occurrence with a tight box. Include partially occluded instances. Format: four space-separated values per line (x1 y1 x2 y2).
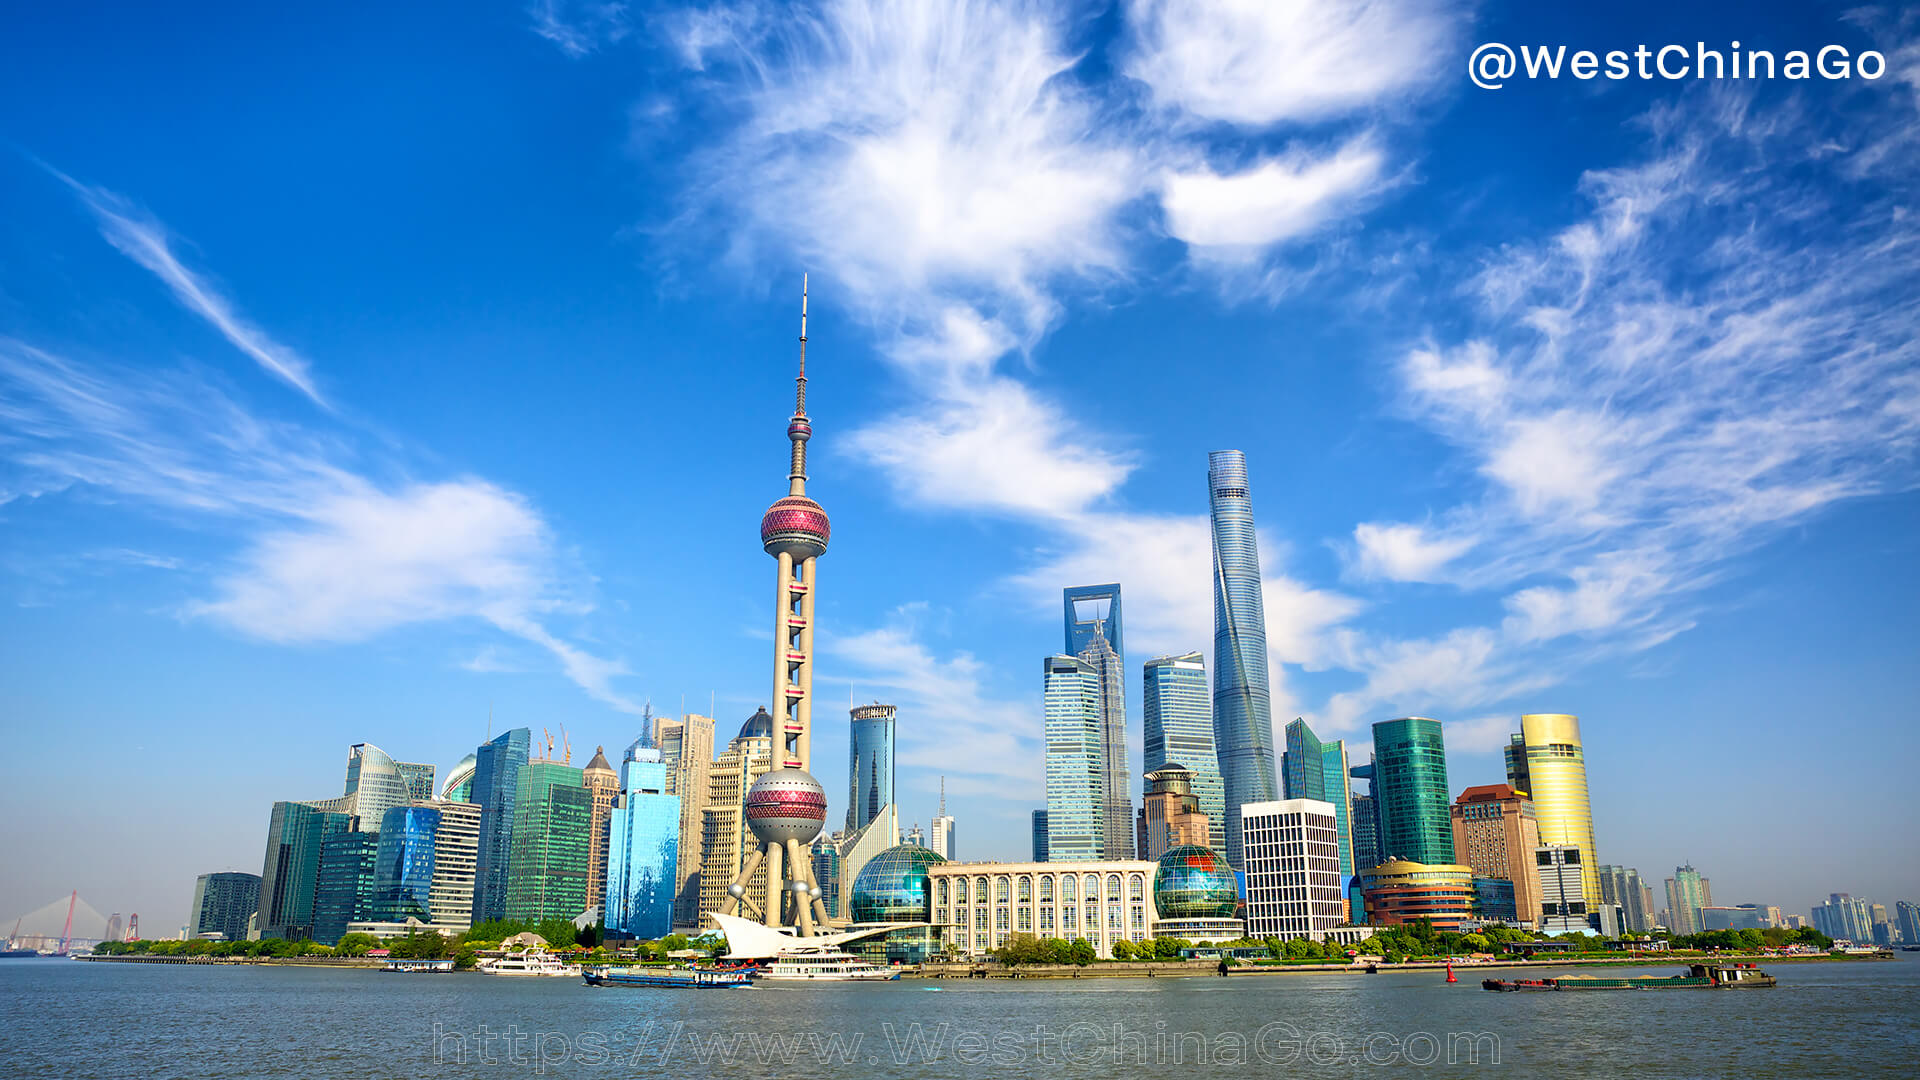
3 1 1916 935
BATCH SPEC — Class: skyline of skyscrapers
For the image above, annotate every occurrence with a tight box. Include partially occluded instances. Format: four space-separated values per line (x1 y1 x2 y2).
1208 449 1278 870
1142 651 1226 852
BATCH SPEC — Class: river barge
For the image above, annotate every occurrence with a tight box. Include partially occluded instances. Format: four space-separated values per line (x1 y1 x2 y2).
1483 964 1776 991
583 965 755 989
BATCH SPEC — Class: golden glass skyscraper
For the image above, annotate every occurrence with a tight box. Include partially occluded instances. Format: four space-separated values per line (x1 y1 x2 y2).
1505 713 1600 906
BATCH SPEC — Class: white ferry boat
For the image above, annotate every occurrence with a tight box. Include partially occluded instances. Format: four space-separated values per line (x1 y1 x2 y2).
477 948 580 977
759 949 899 982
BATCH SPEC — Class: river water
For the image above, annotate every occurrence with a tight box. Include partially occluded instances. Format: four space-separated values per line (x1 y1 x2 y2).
3 956 1915 1078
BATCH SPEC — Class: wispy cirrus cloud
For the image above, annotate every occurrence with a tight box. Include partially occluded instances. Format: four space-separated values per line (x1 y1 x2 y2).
1326 86 1920 733
528 0 632 58
0 338 649 716
43 166 328 408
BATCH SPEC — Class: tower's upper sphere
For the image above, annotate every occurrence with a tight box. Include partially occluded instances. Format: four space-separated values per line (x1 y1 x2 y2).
761 495 831 560
745 767 827 846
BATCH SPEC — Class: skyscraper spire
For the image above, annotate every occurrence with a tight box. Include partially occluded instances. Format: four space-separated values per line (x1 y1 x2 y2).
788 274 811 493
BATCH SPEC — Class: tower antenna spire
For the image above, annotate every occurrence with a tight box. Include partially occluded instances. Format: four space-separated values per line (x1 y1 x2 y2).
796 272 808 414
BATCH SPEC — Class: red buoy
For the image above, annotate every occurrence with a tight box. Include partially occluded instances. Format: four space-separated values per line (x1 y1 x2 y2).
1446 959 1457 983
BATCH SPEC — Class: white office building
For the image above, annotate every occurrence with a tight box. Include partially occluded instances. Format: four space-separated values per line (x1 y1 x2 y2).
1240 799 1346 940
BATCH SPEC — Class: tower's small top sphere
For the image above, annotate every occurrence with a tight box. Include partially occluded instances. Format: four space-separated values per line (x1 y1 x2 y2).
788 417 812 442
761 495 830 559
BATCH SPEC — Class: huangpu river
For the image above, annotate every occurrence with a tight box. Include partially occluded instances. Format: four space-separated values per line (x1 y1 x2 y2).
3 956 1915 1078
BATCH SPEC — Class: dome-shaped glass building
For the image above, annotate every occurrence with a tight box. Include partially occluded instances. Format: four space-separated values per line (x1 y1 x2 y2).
1151 844 1245 942
847 844 947 964
850 844 947 923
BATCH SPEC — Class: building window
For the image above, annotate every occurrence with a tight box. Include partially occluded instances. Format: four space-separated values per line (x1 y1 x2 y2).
1018 876 1032 902
1039 876 1054 903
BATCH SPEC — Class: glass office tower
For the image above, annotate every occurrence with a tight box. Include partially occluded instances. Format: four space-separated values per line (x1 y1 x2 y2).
1076 621 1133 860
1371 717 1454 866
846 704 897 833
604 748 680 939
189 872 261 942
343 744 411 834
1031 810 1049 862
257 800 354 940
506 760 592 922
369 804 441 923
1505 713 1600 905
1208 450 1277 868
312 831 379 945
1043 654 1104 861
470 727 530 924
1143 651 1227 852
1280 718 1355 879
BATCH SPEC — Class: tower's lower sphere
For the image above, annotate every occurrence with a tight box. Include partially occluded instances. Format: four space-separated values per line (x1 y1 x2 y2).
745 768 828 846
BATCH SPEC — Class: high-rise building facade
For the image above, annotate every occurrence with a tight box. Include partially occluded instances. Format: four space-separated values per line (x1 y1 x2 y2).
1665 864 1711 935
505 759 592 922
1073 618 1133 860
1043 654 1105 861
312 831 380 945
189 872 261 942
1449 784 1542 927
582 747 620 914
604 747 679 940
847 704 896 834
470 727 531 924
1506 714 1600 906
343 744 412 834
1536 844 1588 934
425 800 481 932
367 804 440 924
655 713 715 926
1897 900 1920 946
442 754 476 803
1031 810 1049 862
1350 791 1380 872
1142 652 1226 852
1241 799 1347 939
1372 718 1453 866
697 709 775 918
1280 718 1355 878
1208 450 1278 869
257 800 353 940
930 778 955 861
397 762 437 803
1811 893 1873 943
1138 766 1212 860
1598 864 1654 932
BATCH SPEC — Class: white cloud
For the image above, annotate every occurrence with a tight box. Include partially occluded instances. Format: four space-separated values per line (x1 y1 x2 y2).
529 0 632 58
45 168 327 408
1349 522 1471 583
0 340 647 715
1160 136 1390 258
1123 0 1466 126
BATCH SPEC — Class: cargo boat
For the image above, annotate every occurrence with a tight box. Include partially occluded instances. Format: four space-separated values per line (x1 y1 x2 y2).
1483 964 1775 991
583 965 754 989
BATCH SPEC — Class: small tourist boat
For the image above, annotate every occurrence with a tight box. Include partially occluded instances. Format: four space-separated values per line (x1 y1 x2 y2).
582 964 754 989
758 949 900 981
1483 964 1776 991
477 948 580 976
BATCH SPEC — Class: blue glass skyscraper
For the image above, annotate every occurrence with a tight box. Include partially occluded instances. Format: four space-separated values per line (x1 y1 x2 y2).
470 727 530 924
846 703 896 833
604 748 680 939
1142 651 1227 852
369 804 440 923
1208 449 1277 869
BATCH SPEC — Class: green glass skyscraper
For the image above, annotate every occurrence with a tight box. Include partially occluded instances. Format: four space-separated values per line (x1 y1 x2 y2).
1281 718 1355 878
257 800 353 940
505 759 592 922
312 831 379 945
1371 717 1453 866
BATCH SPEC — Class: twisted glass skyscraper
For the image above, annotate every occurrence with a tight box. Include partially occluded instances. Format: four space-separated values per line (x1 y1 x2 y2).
1208 450 1277 868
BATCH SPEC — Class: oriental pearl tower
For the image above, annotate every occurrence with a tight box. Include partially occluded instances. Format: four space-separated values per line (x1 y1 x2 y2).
721 276 835 937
